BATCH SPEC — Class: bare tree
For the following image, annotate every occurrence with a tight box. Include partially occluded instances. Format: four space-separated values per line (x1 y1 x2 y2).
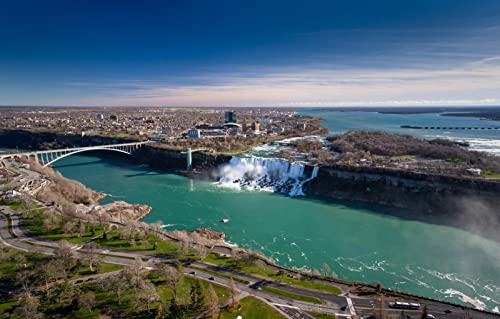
62 219 77 237
55 241 75 277
157 262 183 300
79 291 96 313
43 209 60 232
41 258 64 292
180 238 191 255
152 221 163 250
134 281 159 312
83 242 101 272
16 269 35 297
78 219 86 237
109 274 129 305
322 263 331 277
228 277 238 309
204 284 220 318
140 230 149 249
14 290 42 319
125 258 146 292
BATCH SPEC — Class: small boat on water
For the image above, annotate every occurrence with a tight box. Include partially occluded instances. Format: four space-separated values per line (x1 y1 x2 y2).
220 219 230 223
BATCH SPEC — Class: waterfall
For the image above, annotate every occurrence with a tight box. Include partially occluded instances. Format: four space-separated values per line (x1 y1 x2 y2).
216 156 319 196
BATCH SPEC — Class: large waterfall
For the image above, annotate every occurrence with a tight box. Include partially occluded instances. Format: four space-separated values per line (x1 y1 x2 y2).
216 156 319 196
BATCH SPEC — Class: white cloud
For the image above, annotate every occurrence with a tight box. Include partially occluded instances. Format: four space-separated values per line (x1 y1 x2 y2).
74 58 500 107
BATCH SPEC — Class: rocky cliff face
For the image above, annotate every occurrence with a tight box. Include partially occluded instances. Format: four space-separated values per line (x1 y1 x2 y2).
133 146 231 178
305 165 500 240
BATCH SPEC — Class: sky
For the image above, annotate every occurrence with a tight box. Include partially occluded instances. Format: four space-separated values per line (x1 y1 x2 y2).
1 0 500 107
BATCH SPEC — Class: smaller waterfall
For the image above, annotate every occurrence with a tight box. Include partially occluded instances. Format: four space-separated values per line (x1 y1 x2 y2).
217 156 319 196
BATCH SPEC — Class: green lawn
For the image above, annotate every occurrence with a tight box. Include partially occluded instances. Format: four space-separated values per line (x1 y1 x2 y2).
0 246 122 283
69 261 123 279
95 231 183 257
21 208 106 244
0 297 16 319
7 201 24 210
307 311 337 319
220 297 286 319
394 155 416 160
204 253 341 294
262 286 322 304
483 171 500 179
0 247 48 282
156 276 230 303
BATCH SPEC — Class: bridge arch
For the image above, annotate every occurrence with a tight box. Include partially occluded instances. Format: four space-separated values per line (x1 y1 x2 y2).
41 147 134 167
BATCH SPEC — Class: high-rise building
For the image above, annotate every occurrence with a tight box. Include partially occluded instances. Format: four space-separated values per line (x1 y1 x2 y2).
225 110 236 123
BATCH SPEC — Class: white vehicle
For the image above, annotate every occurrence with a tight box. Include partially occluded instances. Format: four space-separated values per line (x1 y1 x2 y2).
389 301 421 310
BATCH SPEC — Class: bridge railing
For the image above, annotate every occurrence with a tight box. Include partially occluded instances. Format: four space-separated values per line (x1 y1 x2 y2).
0 141 152 158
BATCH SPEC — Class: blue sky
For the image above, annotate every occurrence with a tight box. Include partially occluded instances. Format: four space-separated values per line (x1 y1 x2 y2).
1 0 500 107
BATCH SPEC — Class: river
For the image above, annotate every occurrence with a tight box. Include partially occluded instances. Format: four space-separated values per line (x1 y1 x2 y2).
48 110 500 312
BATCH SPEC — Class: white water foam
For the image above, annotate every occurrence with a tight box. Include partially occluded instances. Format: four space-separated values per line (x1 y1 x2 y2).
423 135 500 156
441 288 486 310
216 156 319 196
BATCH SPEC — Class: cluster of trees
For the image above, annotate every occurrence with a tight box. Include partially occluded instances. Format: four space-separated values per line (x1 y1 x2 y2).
27 160 98 205
0 242 105 319
4 246 226 319
328 131 500 172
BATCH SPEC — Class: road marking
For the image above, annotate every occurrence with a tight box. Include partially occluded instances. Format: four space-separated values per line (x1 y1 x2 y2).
271 303 300 310
346 296 357 317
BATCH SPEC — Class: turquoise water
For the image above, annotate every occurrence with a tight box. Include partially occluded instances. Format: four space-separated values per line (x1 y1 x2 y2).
52 151 500 311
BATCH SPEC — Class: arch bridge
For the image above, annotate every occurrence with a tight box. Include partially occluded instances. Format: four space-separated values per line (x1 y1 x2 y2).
0 141 152 167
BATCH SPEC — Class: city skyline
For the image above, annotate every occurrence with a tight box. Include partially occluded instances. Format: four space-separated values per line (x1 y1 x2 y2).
2 0 500 107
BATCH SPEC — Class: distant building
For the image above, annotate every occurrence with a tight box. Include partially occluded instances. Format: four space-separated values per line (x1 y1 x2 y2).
188 128 201 138
95 113 104 120
251 121 260 132
201 129 226 137
297 123 307 130
161 127 172 134
258 118 272 124
110 114 118 121
225 110 236 123
466 168 482 176
272 126 285 134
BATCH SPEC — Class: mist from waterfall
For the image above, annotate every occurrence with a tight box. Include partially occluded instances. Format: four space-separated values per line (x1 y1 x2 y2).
216 156 319 196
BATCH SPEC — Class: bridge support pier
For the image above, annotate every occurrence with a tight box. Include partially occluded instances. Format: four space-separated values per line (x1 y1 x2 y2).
186 148 192 170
